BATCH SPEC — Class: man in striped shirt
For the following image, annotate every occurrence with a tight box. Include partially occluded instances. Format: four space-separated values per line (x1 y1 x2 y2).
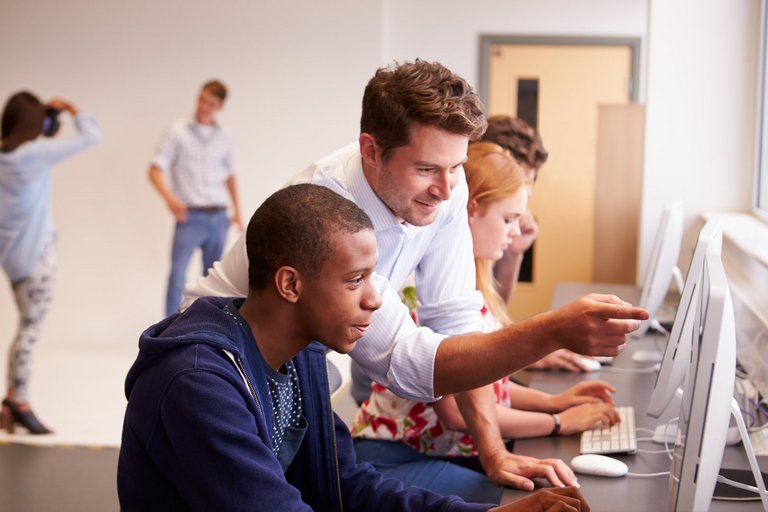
148 79 243 316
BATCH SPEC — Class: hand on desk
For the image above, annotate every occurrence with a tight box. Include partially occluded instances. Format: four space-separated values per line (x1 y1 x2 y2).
549 381 616 410
545 294 649 357
481 449 577 491
490 486 590 512
527 349 597 373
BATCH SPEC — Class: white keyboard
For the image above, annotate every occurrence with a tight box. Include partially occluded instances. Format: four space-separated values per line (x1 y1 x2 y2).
580 406 637 454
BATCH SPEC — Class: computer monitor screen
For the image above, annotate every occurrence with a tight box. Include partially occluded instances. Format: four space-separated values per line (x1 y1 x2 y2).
669 252 736 512
647 220 723 418
634 200 684 338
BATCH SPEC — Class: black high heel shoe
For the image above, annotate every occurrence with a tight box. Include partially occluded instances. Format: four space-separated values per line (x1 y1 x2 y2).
1 399 53 435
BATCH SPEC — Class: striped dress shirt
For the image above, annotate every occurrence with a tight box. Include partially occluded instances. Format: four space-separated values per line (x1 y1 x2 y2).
151 120 234 207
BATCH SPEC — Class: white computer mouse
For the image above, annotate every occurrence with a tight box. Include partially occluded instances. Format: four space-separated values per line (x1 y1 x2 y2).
570 454 628 477
574 355 601 372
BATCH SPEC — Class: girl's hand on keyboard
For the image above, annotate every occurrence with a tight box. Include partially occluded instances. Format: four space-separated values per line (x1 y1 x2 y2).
549 380 616 410
559 403 620 435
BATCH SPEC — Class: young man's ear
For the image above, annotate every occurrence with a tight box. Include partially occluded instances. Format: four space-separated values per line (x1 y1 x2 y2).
274 266 301 303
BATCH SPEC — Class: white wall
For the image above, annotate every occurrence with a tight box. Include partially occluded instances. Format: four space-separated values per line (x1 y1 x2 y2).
0 0 382 350
640 0 760 280
386 0 648 96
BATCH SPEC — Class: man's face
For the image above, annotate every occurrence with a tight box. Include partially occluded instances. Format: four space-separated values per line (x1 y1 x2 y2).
195 89 223 125
367 124 469 226
298 228 382 354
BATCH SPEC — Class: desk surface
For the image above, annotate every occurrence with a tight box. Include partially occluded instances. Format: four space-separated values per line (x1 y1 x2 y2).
501 282 767 511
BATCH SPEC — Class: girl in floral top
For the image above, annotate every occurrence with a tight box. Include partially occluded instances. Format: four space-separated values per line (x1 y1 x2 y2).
352 142 619 503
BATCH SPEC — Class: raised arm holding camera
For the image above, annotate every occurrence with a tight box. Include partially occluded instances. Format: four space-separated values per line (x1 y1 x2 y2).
0 91 101 435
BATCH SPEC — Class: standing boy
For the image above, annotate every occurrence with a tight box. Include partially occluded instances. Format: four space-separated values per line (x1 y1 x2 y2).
148 79 243 316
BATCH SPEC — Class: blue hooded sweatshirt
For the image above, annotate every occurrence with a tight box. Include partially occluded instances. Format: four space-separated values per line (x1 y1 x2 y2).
117 296 493 512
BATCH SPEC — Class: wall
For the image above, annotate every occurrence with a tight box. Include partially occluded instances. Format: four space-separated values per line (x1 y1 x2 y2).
0 0 381 350
642 0 767 397
640 0 760 281
386 0 648 98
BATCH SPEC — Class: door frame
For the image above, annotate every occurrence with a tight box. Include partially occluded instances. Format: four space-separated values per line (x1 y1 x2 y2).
477 35 642 105
477 35 645 318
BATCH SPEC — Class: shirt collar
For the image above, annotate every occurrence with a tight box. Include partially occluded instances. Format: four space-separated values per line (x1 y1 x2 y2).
187 117 220 130
346 156 423 236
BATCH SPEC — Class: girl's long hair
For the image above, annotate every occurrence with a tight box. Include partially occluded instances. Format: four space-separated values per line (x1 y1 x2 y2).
464 142 529 325
1 91 45 153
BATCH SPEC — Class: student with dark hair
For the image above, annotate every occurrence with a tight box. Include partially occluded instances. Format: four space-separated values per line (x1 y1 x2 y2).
148 79 243 317
478 115 547 304
184 59 648 490
117 183 590 512
480 115 549 178
0 91 100 434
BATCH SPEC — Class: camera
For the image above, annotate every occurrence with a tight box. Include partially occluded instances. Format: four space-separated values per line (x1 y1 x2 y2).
42 107 61 137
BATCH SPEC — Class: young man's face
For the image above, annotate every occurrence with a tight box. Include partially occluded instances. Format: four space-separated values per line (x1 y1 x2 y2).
366 123 469 226
469 187 529 261
299 228 382 353
195 89 223 125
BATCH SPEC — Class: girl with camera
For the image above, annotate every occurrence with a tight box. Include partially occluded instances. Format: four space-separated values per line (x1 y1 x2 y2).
0 91 100 434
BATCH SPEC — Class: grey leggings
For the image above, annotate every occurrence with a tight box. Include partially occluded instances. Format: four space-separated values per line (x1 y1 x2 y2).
8 238 56 402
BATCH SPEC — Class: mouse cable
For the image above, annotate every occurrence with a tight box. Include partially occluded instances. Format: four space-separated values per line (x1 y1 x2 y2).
636 448 673 454
636 432 675 453
626 471 670 478
599 366 658 374
637 417 679 460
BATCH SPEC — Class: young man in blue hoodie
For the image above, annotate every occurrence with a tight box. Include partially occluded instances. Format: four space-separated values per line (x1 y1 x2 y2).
117 183 590 511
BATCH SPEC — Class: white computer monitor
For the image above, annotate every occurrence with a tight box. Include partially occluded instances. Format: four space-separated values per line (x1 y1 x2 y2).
646 220 723 418
634 200 684 338
669 252 736 511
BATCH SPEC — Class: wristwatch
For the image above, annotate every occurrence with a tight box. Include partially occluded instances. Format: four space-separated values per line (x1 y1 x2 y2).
550 413 561 436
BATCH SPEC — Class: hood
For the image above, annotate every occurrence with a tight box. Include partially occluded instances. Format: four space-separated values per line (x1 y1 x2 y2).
125 296 246 397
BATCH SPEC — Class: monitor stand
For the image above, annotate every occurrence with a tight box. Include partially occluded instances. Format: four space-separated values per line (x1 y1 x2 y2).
714 398 768 510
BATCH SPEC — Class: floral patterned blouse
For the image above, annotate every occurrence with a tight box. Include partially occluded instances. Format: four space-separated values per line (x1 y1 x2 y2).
351 305 510 457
